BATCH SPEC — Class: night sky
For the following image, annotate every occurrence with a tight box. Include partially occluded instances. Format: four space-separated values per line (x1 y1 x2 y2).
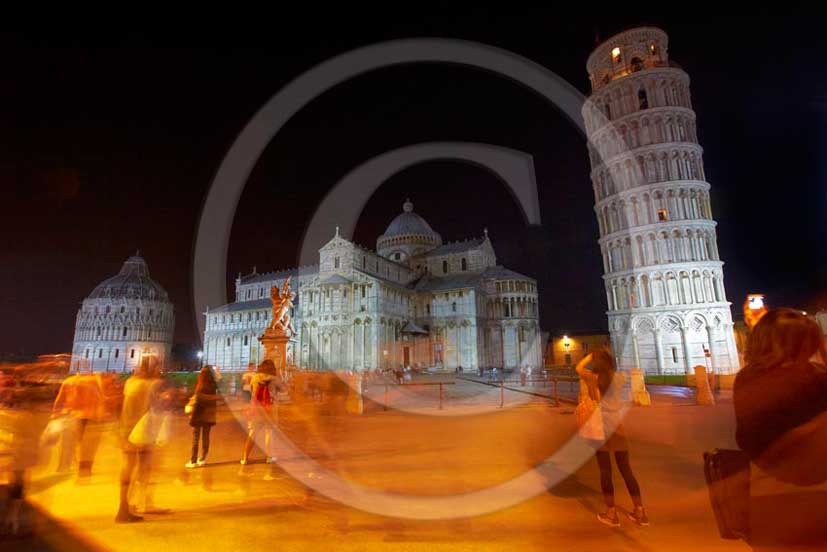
2 14 825 356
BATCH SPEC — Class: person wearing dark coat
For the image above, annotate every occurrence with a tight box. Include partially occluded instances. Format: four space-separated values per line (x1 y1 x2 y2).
186 366 219 468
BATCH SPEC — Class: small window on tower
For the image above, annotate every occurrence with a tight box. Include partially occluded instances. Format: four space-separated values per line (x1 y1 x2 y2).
672 347 679 363
638 89 648 110
461 258 467 271
630 57 644 72
115 349 119 359
334 257 340 269
657 209 668 222
442 260 448 274
244 335 249 346
130 349 135 359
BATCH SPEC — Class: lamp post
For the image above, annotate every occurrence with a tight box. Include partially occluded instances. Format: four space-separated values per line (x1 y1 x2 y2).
562 334 571 366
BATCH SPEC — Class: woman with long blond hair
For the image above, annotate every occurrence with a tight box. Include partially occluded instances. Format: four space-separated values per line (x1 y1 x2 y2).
116 357 166 522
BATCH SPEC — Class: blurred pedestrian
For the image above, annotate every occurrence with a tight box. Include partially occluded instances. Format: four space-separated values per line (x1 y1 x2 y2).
116 357 167 522
240 360 282 468
51 370 114 481
185 365 218 468
576 350 648 528
734 308 827 485
0 386 39 536
241 363 255 401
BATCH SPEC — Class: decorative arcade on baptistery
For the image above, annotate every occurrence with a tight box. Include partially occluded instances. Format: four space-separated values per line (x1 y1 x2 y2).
582 27 739 375
203 200 542 372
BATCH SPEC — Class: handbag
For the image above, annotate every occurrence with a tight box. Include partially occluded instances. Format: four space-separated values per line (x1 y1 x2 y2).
128 410 171 447
184 395 196 415
40 415 72 447
575 380 605 441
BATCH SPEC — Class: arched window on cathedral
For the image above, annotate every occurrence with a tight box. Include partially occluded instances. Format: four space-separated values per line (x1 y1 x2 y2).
130 349 135 359
362 257 366 269
452 302 457 312
638 88 648 110
243 335 249 346
226 338 231 347
461 258 467 271
122 327 127 337
114 349 119 359
442 260 448 274
334 256 340 269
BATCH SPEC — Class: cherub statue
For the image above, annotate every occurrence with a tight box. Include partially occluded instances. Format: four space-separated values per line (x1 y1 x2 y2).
269 277 296 337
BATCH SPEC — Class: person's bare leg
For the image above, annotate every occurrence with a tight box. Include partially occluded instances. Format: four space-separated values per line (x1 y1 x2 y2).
241 428 255 464
116 450 141 522
138 448 170 514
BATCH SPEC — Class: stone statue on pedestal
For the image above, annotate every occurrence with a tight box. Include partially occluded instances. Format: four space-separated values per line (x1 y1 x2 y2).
260 278 296 371
268 277 296 338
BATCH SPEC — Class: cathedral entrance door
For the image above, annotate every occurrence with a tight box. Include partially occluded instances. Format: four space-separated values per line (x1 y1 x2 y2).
403 346 410 367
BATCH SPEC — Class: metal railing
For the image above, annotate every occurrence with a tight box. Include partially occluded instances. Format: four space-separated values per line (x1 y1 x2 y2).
369 379 456 410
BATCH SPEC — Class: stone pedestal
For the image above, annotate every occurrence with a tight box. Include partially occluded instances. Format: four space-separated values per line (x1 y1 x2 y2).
630 368 651 406
694 365 716 406
258 330 290 373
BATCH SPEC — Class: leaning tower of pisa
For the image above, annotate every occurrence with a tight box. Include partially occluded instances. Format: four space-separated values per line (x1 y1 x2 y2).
582 27 740 376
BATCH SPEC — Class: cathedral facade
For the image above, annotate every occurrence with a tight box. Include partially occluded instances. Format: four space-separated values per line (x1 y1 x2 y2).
203 200 542 372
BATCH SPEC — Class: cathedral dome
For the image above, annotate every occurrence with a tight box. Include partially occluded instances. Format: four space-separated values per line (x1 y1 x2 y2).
382 199 439 239
377 200 442 262
88 253 169 301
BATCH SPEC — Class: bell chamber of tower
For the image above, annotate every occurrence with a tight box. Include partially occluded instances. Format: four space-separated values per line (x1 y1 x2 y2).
582 27 740 377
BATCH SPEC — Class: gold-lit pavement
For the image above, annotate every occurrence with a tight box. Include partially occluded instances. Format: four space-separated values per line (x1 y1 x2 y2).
18 379 787 551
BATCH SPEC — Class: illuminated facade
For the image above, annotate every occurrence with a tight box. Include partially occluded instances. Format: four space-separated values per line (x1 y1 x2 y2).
544 333 611 368
203 200 542 372
71 253 175 372
583 27 740 375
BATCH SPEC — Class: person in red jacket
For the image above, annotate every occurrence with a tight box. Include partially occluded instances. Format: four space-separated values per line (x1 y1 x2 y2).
240 360 283 469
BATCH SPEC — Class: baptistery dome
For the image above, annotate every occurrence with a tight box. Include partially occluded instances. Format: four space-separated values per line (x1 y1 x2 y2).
376 199 442 263
88 254 169 301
